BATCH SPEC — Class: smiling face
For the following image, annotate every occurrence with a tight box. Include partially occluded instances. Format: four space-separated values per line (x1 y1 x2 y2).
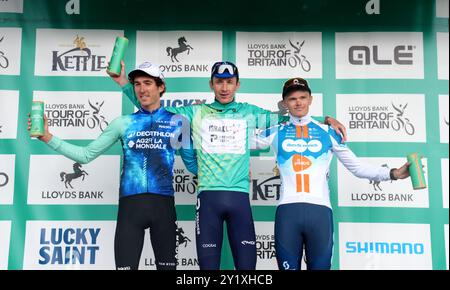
133 75 165 111
210 77 240 104
283 90 313 118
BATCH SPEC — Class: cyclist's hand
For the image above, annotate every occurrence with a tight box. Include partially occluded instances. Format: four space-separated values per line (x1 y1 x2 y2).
28 114 53 143
393 162 412 180
107 60 128 87
325 116 347 143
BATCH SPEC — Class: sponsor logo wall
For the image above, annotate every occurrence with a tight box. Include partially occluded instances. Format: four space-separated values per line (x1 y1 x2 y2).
27 155 120 205
236 32 322 79
35 29 123 76
339 223 432 270
0 27 22 75
336 94 426 142
335 32 424 79
338 157 429 208
442 159 449 209
0 1 447 270
0 221 11 270
33 91 122 139
437 33 449 80
0 155 15 205
445 225 449 270
0 0 23 13
23 221 116 269
0 90 19 139
136 31 222 78
439 95 449 143
139 221 198 270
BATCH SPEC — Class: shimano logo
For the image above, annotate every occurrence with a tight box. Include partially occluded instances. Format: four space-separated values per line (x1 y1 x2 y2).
241 240 256 246
346 241 425 255
202 243 216 248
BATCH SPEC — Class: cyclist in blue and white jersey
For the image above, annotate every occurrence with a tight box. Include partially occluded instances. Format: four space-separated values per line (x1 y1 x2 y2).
253 77 412 270
29 62 197 270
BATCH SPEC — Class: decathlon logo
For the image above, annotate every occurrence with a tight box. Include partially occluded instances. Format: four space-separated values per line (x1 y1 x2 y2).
346 241 425 255
281 139 322 153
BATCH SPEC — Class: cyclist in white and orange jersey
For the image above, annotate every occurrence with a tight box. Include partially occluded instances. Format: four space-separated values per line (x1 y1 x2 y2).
253 77 412 270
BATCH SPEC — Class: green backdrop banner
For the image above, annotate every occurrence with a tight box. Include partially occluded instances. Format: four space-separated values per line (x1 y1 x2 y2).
0 0 448 270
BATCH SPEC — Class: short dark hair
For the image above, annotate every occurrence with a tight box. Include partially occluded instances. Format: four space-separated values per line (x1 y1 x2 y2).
131 72 166 97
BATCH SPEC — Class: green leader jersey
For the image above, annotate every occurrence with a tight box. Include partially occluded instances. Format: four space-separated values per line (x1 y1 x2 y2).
122 83 324 194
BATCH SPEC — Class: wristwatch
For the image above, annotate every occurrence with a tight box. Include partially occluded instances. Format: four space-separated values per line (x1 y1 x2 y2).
390 168 398 180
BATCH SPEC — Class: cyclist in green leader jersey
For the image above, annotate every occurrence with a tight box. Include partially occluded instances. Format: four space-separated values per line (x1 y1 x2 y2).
111 60 347 270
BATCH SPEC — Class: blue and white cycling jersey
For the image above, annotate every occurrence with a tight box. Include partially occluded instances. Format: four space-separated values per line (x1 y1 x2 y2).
47 107 197 198
254 114 391 209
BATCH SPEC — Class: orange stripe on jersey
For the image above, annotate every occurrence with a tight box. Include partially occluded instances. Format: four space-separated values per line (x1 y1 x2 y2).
302 125 309 138
303 174 310 193
296 125 302 138
296 174 302 193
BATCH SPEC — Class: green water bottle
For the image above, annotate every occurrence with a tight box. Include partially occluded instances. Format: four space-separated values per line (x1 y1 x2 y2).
407 153 427 190
107 36 129 77
30 101 45 138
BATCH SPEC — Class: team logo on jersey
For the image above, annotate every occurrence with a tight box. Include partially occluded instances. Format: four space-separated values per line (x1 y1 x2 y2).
292 155 312 172
282 139 322 153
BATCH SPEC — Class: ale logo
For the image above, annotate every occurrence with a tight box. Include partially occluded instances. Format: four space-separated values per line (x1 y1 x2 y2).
60 163 89 189
166 37 194 63
292 155 312 172
0 36 9 69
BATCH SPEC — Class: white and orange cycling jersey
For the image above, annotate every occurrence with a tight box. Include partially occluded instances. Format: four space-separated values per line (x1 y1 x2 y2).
253 114 391 209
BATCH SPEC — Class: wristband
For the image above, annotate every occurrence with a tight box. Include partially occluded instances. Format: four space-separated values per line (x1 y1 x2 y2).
390 168 398 180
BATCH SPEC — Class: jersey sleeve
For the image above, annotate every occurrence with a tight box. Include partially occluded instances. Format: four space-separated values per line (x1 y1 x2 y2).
46 117 124 164
121 82 140 108
329 129 390 182
251 126 279 152
178 147 198 176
